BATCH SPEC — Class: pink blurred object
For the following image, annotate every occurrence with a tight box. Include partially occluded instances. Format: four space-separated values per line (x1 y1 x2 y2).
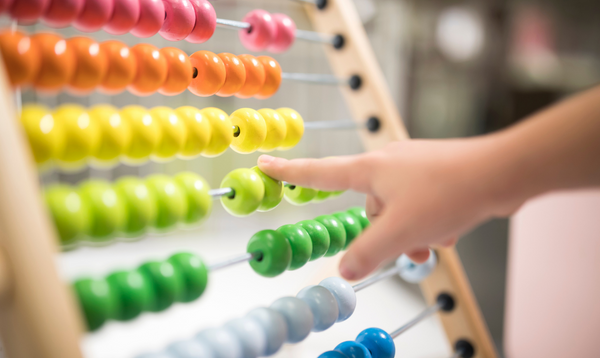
0 0 14 13
73 0 115 32
505 190 600 357
42 0 85 27
104 0 140 35
268 13 295 53
130 0 164 38
9 0 50 23
185 0 216 44
239 9 276 52
159 0 195 41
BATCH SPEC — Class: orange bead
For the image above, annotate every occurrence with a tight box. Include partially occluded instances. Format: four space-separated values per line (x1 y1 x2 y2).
255 56 281 99
216 52 246 97
99 40 137 94
128 43 168 96
67 37 108 94
188 50 226 97
0 30 40 87
235 54 265 99
158 47 193 96
30 33 76 92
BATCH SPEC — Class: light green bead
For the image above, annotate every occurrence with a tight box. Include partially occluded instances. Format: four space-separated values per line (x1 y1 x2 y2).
247 230 292 277
174 172 213 225
114 177 156 237
312 191 332 203
284 185 317 205
251 166 283 212
168 252 209 303
145 174 188 230
78 180 125 241
138 260 184 312
315 215 346 257
73 278 117 331
276 224 312 270
297 220 330 261
220 168 265 217
44 185 90 246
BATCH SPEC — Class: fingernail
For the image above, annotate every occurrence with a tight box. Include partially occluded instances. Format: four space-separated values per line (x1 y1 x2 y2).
258 155 275 164
339 256 359 280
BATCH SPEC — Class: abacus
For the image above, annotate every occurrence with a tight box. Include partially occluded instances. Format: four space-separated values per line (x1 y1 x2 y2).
0 0 498 357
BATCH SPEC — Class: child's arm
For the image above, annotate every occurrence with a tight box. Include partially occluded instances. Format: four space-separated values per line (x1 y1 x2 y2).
257 85 600 280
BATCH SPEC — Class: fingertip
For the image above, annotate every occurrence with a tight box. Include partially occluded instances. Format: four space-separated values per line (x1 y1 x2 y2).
258 154 275 165
406 248 430 264
339 252 372 281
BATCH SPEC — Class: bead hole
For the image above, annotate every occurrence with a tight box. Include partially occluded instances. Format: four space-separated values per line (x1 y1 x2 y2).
227 189 236 200
233 125 241 138
192 67 198 79
164 11 167 20
255 252 264 262
288 185 296 190
247 25 253 34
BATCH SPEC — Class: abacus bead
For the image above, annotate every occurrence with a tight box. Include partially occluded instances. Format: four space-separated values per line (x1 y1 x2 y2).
276 224 311 270
225 317 267 358
128 44 168 96
175 106 212 158
20 104 63 165
67 37 108 94
174 172 212 225
89 104 131 164
73 278 117 331
196 328 242 358
235 55 265 99
268 14 296 53
107 270 154 321
44 185 89 246
168 340 214 358
136 353 176 358
53 104 100 167
319 352 349 358
99 40 137 94
347 207 370 229
0 30 40 86
220 168 265 217
255 56 281 99
298 220 330 261
313 190 332 203
145 174 188 230
270 297 314 343
31 33 75 92
334 342 372 358
315 215 346 257
319 277 356 322
246 308 287 356
296 285 339 332
188 51 226 97
114 177 156 236
0 0 13 13
104 0 141 35
9 0 50 23
130 0 164 38
216 53 246 97
120 105 161 163
199 107 232 157
160 0 195 41
42 0 85 28
138 260 184 312
284 185 317 206
355 328 395 358
246 230 291 277
159 47 193 96
333 212 363 249
251 166 283 212
229 108 267 154
239 10 276 52
78 180 125 240
186 0 216 44
167 252 208 303
73 0 115 32
149 106 186 161
396 251 437 283
276 108 304 150
257 108 286 152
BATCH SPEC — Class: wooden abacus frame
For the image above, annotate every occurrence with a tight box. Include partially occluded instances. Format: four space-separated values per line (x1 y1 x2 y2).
0 0 497 357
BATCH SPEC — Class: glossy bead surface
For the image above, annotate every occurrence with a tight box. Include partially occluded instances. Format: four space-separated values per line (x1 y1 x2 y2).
31 33 75 92
284 185 317 205
315 215 346 257
196 327 242 358
168 252 208 303
20 104 63 165
199 107 232 157
138 260 184 312
333 212 363 249
220 168 264 217
188 51 226 97
149 106 186 161
251 166 283 212
78 180 124 240
52 104 100 167
257 108 286 152
99 40 137 94
175 106 211 158
247 230 291 277
347 207 370 229
128 43 168 96
246 308 287 356
225 317 267 358
168 340 214 358
0 0 12 13
320 352 349 358
73 0 115 32
104 0 141 35
239 9 276 52
42 0 85 27
335 342 372 358
88 104 131 164
145 174 187 230
107 270 153 321
159 47 193 96
235 54 265 99
0 31 40 86
229 108 266 154
114 177 156 236
67 37 108 94
255 56 281 99
9 0 50 23
276 224 311 270
44 185 89 246
276 108 304 150
313 190 332 203
73 278 116 331
268 13 295 53
355 328 395 358
216 53 246 97
396 250 437 283
270 297 314 343
160 0 195 41
297 285 339 332
297 220 330 261
319 277 356 322
174 172 212 225
186 0 216 44
120 105 160 163
131 0 164 37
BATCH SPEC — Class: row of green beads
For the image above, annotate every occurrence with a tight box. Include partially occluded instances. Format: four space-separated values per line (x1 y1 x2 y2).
73 252 208 331
45 172 212 247
247 207 370 277
283 184 344 206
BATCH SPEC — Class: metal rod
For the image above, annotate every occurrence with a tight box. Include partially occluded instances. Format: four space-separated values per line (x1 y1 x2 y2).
216 18 251 31
304 121 361 130
352 266 399 292
389 301 442 339
209 187 234 199
295 29 335 44
209 252 258 271
281 72 348 86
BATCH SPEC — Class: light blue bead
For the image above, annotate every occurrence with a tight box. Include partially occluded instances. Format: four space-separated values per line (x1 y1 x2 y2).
335 341 372 358
246 307 287 356
319 277 356 322
355 328 395 358
196 327 242 358
135 353 176 358
396 250 437 283
225 317 267 358
270 297 314 343
297 285 339 332
319 351 350 358
168 340 215 358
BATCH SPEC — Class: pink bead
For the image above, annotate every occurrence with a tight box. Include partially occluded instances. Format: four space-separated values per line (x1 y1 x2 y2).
104 0 141 34
42 0 85 27
185 0 216 44
130 0 164 38
0 0 15 14
239 9 276 52
9 0 50 23
159 0 195 41
268 13 296 53
73 0 115 32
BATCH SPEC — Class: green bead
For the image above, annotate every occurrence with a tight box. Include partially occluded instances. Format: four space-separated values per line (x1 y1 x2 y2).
174 172 213 225
284 185 317 205
145 174 188 230
168 252 208 303
44 185 90 247
276 224 312 270
251 166 283 212
138 261 184 312
315 215 346 257
297 220 330 261
312 191 332 203
333 212 363 249
73 278 117 331
113 177 156 237
347 207 370 229
106 270 154 321
247 230 291 277
329 190 345 198
220 168 265 217
78 180 125 241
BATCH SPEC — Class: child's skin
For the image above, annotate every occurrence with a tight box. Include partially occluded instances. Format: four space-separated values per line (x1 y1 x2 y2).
257 85 600 281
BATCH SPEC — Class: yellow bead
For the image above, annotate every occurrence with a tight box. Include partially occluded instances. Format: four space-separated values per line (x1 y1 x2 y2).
175 106 212 159
53 104 100 169
149 107 186 161
276 108 304 150
88 105 132 166
200 107 233 157
20 104 64 165
230 108 267 154
257 108 286 152
120 105 161 164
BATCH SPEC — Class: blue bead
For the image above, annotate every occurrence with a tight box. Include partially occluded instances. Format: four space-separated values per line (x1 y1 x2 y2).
319 351 350 358
355 328 395 358
335 341 372 358
297 285 339 332
168 340 215 358
135 353 176 358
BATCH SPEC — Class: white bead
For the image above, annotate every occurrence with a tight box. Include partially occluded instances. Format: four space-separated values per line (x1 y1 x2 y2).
246 307 287 356
319 277 356 322
396 250 437 283
135 353 176 358
225 317 267 358
168 340 215 358
196 327 243 358
270 297 314 343
297 285 339 332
